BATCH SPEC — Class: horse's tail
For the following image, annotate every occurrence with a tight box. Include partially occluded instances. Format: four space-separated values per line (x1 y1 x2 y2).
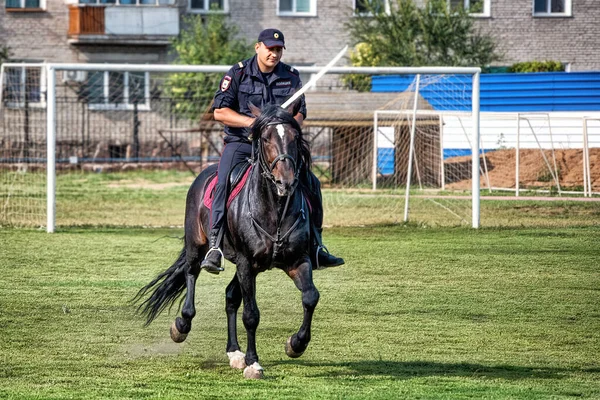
133 247 188 326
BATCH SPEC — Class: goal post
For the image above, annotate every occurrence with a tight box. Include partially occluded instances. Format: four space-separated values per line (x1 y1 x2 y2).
370 69 481 228
1 62 481 231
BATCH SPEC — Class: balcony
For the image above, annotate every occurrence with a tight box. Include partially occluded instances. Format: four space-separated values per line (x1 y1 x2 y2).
68 4 179 46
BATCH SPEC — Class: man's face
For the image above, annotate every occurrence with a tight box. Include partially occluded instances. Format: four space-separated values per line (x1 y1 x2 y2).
255 42 283 72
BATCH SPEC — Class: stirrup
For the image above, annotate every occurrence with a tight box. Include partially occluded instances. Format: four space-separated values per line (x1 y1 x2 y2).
201 247 225 274
314 245 344 270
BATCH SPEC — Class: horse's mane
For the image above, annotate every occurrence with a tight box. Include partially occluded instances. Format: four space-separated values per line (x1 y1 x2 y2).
251 104 312 169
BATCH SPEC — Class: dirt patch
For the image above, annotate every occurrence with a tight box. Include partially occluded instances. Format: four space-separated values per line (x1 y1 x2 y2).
445 148 600 192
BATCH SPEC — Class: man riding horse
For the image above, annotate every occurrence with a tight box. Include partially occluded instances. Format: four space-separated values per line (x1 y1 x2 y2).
201 28 344 274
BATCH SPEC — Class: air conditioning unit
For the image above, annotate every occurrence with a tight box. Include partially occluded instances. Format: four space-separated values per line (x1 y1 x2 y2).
62 70 87 83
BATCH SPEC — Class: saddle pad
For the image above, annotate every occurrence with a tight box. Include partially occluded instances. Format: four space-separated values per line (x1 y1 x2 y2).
203 166 253 210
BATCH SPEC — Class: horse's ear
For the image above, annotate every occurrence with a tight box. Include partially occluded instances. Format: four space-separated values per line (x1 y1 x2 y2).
248 102 262 117
285 99 300 116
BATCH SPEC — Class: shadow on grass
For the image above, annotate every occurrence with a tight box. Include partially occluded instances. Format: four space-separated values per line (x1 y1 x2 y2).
274 360 577 380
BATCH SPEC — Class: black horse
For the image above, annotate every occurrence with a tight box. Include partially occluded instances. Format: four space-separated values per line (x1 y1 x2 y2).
135 103 319 379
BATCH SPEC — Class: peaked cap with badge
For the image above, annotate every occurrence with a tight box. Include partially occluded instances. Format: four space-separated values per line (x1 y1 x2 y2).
258 28 286 49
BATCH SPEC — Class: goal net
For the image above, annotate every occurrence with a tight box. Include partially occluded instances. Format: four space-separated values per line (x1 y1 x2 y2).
0 63 481 230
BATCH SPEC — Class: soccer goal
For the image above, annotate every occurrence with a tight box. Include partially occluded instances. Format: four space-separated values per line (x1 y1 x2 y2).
0 63 481 231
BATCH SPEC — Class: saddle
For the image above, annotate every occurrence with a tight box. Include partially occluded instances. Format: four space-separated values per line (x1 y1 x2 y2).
203 161 252 210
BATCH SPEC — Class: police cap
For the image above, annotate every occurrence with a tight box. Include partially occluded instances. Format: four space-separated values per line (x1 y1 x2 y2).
258 28 286 49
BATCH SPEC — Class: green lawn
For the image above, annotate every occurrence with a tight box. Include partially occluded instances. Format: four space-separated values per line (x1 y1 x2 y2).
1 226 599 399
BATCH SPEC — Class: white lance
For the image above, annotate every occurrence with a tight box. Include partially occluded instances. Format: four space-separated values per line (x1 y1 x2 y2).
281 45 349 110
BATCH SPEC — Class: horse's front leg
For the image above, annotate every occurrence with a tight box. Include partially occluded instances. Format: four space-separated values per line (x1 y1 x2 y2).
284 257 320 358
236 260 263 379
225 274 246 369
170 253 201 343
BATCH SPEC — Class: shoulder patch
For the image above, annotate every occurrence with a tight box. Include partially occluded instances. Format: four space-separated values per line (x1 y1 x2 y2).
220 75 232 92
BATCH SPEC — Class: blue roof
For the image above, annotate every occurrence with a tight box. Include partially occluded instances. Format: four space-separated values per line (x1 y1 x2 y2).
371 71 600 112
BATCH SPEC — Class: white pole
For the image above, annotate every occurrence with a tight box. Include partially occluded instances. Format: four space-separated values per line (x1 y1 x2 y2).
403 74 421 223
46 65 56 233
282 45 348 109
516 113 520 197
583 118 590 197
586 122 593 196
546 114 561 195
439 115 445 191
471 72 480 228
372 111 379 191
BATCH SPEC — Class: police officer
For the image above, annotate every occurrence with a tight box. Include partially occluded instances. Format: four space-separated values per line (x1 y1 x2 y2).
201 28 344 274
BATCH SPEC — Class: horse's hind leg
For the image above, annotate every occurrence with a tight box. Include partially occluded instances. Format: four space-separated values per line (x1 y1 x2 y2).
170 245 202 343
225 275 246 369
284 258 320 358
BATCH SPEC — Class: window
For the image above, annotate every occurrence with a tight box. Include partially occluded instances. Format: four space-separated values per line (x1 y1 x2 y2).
533 0 571 16
188 0 228 13
78 0 175 5
84 71 150 110
354 0 389 15
277 0 316 16
447 0 490 16
5 0 45 9
3 66 45 108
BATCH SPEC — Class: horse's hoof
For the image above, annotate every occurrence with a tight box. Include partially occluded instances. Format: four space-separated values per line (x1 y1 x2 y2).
285 336 304 358
227 350 247 370
170 321 188 343
243 362 264 379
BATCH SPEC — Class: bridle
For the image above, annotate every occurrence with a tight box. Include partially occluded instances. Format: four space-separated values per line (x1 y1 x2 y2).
248 120 306 260
254 121 302 191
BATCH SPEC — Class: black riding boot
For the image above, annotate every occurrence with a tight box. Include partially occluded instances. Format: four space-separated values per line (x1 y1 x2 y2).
312 227 345 270
200 229 225 274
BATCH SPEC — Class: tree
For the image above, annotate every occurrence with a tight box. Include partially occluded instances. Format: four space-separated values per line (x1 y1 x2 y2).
345 0 501 90
165 13 252 121
0 44 11 66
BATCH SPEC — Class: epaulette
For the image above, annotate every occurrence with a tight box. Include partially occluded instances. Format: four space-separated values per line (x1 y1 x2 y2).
237 61 245 69
286 65 299 75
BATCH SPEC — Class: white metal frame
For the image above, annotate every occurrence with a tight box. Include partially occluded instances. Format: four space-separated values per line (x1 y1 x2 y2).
4 63 482 232
0 63 47 109
277 0 317 17
77 0 176 5
370 67 481 228
353 0 390 16
448 0 491 17
532 0 572 16
6 0 46 9
187 0 229 13
87 71 151 111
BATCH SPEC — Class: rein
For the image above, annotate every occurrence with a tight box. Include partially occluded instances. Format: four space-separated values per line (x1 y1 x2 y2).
248 121 306 259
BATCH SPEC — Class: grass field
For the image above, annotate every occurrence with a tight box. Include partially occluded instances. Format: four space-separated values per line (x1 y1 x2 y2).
3 169 600 229
1 225 599 399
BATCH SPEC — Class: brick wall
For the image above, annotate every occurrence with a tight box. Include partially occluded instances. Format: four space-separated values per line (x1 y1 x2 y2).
474 0 599 71
0 0 598 69
1 1 77 63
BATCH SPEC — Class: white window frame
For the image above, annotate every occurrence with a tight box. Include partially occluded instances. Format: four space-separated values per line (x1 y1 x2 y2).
353 0 390 16
76 0 176 5
532 0 571 17
277 0 317 17
187 0 229 13
87 71 151 111
3 64 46 109
5 0 46 9
447 0 490 17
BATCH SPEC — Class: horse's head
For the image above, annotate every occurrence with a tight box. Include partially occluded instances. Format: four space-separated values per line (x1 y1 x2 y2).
249 103 308 197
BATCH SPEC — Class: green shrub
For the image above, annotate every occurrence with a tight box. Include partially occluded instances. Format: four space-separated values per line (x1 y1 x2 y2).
508 60 564 73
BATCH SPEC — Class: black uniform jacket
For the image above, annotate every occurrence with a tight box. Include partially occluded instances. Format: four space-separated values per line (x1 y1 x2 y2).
212 55 307 143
